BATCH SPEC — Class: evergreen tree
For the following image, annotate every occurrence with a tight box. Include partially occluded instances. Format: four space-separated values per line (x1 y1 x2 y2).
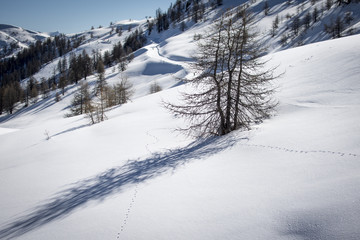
2 84 18 114
147 20 154 35
59 74 68 96
40 77 50 99
93 60 107 122
0 87 3 114
180 21 187 32
264 1 270 15
272 15 279 36
313 7 319 22
326 0 333 10
103 51 112 67
292 15 301 35
303 12 312 29
81 50 92 80
156 8 164 32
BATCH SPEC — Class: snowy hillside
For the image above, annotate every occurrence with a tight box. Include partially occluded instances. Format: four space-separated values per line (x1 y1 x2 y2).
0 24 52 58
1 0 360 239
1 30 360 240
12 0 360 90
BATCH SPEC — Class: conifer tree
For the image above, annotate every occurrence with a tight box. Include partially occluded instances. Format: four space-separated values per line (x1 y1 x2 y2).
264 1 270 15
2 84 18 114
94 60 107 122
0 87 3 114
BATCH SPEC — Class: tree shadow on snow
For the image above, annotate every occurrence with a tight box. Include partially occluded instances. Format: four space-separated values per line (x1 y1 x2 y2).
0 135 239 239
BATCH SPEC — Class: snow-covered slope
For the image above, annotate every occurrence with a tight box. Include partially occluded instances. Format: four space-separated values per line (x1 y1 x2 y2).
0 24 51 58
0 30 359 240
1 0 360 239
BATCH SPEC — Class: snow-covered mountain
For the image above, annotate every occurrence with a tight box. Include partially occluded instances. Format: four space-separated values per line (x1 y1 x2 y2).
0 24 53 58
1 0 360 239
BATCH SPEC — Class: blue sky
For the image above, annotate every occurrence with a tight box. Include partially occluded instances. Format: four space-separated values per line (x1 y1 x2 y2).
0 0 174 34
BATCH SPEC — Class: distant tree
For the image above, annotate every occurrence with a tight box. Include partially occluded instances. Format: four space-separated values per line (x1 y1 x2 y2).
303 12 312 29
0 87 6 114
324 16 344 38
292 15 301 35
0 87 3 114
118 59 128 72
175 0 183 21
336 0 352 5
69 53 81 84
334 16 344 37
30 84 38 104
180 21 187 32
313 7 319 22
59 74 68 96
116 26 123 36
93 60 107 122
55 91 61 102
147 20 154 35
81 50 92 80
326 0 333 10
156 8 168 32
2 84 18 114
271 15 279 36
217 0 223 6
62 57 68 73
28 76 39 104
103 50 112 67
192 0 200 23
69 81 92 116
344 11 354 25
40 77 50 99
57 59 63 75
150 81 162 94
114 75 133 104
264 1 270 15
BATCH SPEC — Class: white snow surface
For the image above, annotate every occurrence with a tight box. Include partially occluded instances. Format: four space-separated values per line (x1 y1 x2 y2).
1 0 360 239
1 33 359 239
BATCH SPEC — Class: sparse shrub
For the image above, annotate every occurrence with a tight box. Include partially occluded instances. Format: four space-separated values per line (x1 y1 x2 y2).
150 81 162 94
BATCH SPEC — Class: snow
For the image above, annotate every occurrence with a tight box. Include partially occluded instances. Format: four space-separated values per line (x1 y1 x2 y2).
0 24 50 56
0 127 18 136
1 0 360 239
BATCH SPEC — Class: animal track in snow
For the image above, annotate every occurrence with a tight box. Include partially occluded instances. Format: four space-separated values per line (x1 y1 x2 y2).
242 144 358 158
116 130 159 238
145 130 160 155
116 184 139 239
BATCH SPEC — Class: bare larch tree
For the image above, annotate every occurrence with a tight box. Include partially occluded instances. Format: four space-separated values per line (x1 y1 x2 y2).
165 7 278 137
